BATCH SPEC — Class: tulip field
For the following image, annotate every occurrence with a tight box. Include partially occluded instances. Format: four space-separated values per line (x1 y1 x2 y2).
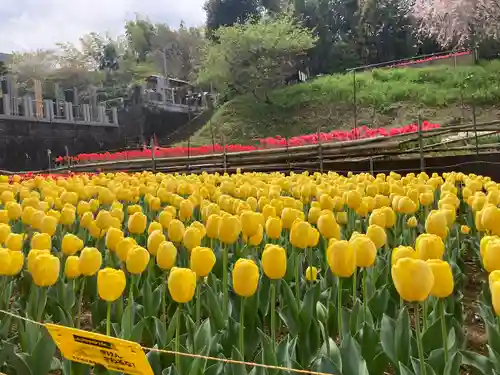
0 170 499 375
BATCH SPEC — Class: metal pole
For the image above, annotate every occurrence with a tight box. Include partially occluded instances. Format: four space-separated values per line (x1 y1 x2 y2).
64 145 70 171
353 70 357 140
47 149 52 173
418 116 425 172
187 135 191 171
223 135 227 174
472 104 479 155
150 137 156 172
369 157 374 175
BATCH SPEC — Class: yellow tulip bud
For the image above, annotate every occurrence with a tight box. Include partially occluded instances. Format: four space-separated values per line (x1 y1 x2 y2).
168 219 186 243
28 249 50 274
392 258 434 302
65 256 81 279
490 281 500 316
369 209 386 227
60 206 76 226
128 212 147 235
336 211 348 225
261 244 287 280
21 206 36 225
61 233 84 256
80 212 93 229
461 225 470 234
126 246 150 274
31 253 60 287
7 250 24 276
168 267 197 303
407 216 418 228
232 258 259 297
156 241 177 270
281 208 304 230
425 210 448 239
183 227 202 251
240 211 259 237
305 266 318 281
483 239 500 273
190 221 206 239
415 233 444 260
350 234 377 268
419 191 434 206
30 210 45 230
218 215 241 245
147 221 162 235
6 202 22 221
391 246 416 266
0 223 11 244
5 233 23 252
190 247 216 277
206 214 221 239
398 196 417 214
308 227 320 248
147 230 166 256
31 232 51 251
97 268 127 302
79 247 103 276
149 197 161 212
158 210 174 229
265 217 282 240
327 240 356 278
346 190 362 209
262 205 277 222
366 224 386 249
317 213 340 240
426 259 454 298
179 200 194 221
0 249 18 276
77 201 91 216
105 228 124 252
116 237 137 262
290 221 311 249
40 215 58 236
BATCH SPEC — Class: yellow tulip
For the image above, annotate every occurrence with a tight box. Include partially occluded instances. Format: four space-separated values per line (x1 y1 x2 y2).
398 196 417 214
148 221 163 235
346 190 362 209
491 281 500 316
0 249 14 276
116 237 137 262
179 200 194 221
265 217 282 240
308 227 320 248
262 205 277 221
30 210 45 230
104 227 123 252
40 215 58 236
21 206 36 225
80 212 93 229
183 227 202 251
5 233 23 252
7 250 24 276
31 254 60 287
483 239 500 273
290 221 311 249
419 191 434 206
60 206 76 226
218 215 241 245
232 258 259 297
79 247 103 276
407 216 418 228
147 230 166 256
336 211 348 225
415 233 444 260
158 210 174 229
28 249 50 274
261 244 287 279
206 214 221 239
149 197 161 211
281 208 303 230
305 266 318 281
31 232 51 251
168 219 185 243
366 224 386 249
128 212 147 235
425 210 448 239
97 268 127 302
168 267 197 303
392 258 434 302
391 246 416 266
426 259 454 298
0 223 11 244
241 211 259 237
190 247 216 277
480 236 497 258
126 246 150 274
461 225 470 234
317 213 340 240
61 233 84 256
156 241 177 270
65 256 81 279
6 202 22 221
382 207 396 228
350 234 377 268
327 240 356 278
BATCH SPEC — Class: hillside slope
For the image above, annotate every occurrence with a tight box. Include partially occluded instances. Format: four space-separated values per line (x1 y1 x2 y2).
189 61 500 146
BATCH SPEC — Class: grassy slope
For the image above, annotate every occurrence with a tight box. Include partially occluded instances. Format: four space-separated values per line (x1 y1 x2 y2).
188 60 500 146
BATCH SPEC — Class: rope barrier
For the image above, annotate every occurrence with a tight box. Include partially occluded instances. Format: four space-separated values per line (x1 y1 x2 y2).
0 309 332 375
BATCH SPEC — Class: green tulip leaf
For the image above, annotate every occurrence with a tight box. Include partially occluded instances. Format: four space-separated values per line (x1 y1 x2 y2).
444 351 462 375
311 356 342 375
421 317 444 355
231 347 248 375
204 285 225 332
460 350 493 375
410 356 438 375
395 306 411 366
399 362 414 375
339 334 369 375
299 283 320 333
380 314 397 365
194 318 212 353
153 317 168 348
147 344 163 375
28 327 56 375
427 348 446 375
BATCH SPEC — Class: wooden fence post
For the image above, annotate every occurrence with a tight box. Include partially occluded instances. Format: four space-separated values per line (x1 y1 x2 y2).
64 146 71 171
369 156 374 175
472 104 479 155
150 138 156 172
317 127 324 173
223 136 227 174
47 149 52 173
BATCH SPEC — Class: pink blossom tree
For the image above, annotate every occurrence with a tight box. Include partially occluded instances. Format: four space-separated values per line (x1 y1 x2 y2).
412 0 500 47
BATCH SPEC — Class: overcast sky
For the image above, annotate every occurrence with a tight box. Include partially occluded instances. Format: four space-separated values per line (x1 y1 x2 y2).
0 0 206 53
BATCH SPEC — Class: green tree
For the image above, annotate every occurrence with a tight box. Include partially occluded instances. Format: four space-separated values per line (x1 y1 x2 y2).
0 62 8 76
198 15 317 102
204 0 261 38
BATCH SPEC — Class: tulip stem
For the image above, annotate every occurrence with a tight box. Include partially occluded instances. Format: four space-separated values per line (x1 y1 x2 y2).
75 278 86 329
362 269 367 319
423 300 428 331
337 277 343 341
175 304 182 373
162 272 168 325
239 297 245 358
270 281 276 350
195 283 201 327
352 269 357 304
128 276 135 329
440 299 449 363
222 246 228 320
308 248 314 283
295 252 301 306
106 302 111 337
414 303 426 375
